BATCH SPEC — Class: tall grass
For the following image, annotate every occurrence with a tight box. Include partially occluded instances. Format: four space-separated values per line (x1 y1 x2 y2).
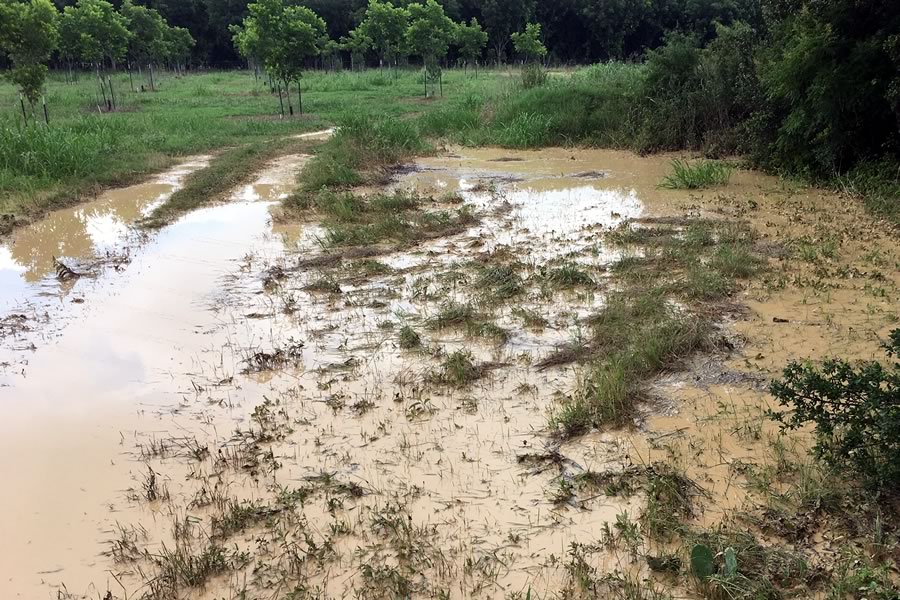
659 159 733 189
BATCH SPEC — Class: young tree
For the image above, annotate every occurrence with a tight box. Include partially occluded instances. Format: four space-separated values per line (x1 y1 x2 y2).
165 26 195 74
357 0 408 72
234 0 326 116
0 0 59 123
455 17 487 75
119 0 166 89
64 0 130 70
511 22 547 63
406 0 455 96
340 27 371 72
480 0 534 64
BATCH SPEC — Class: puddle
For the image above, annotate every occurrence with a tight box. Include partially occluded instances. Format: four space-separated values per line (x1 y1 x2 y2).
2 145 898 599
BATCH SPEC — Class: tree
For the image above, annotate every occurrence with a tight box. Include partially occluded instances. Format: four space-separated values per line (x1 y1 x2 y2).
356 0 409 71
406 0 455 96
234 0 327 116
63 0 130 69
119 0 166 89
511 22 546 62
340 27 371 71
0 0 59 122
164 26 195 73
480 0 534 63
455 16 487 74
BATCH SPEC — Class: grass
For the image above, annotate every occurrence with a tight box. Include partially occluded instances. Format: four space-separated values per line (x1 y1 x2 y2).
659 159 734 189
433 349 483 387
0 68 506 236
425 301 508 343
142 139 301 227
398 325 421 349
540 262 595 288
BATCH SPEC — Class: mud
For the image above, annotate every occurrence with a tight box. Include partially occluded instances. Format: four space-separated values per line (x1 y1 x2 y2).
1 145 898 599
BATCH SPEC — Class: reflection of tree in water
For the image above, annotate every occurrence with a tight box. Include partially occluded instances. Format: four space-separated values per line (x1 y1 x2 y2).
8 183 172 282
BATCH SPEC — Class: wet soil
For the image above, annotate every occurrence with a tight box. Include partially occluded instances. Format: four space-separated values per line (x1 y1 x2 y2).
1 145 897 599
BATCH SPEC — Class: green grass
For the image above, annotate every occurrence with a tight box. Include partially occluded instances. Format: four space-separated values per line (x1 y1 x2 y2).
659 159 734 189
142 139 301 227
0 68 507 235
433 349 482 387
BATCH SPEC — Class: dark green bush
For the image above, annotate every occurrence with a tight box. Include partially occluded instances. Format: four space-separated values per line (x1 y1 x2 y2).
770 329 900 491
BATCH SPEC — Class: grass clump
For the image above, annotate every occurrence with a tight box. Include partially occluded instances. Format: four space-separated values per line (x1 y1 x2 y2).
307 190 475 248
397 325 421 350
434 350 483 387
660 159 733 189
425 301 508 343
302 113 429 189
540 262 595 288
550 290 709 436
475 264 523 300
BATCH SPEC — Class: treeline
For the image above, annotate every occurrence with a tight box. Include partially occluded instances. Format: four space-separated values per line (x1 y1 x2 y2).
39 0 760 67
1 0 194 118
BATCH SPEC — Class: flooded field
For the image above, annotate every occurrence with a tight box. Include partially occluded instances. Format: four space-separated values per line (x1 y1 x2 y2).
1 145 898 599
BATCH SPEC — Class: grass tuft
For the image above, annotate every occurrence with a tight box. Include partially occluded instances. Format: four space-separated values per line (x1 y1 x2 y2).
660 159 733 189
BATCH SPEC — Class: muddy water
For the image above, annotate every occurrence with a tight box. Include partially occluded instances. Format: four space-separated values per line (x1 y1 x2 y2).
0 154 309 598
2 144 898 599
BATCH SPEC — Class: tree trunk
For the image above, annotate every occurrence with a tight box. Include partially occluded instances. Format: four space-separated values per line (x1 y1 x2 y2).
20 96 28 125
285 79 294 116
128 65 134 92
107 75 116 110
298 80 303 116
148 64 155 91
277 81 285 118
42 95 49 125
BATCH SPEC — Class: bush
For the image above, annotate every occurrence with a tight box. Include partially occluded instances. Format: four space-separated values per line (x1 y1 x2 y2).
521 63 548 89
770 329 900 491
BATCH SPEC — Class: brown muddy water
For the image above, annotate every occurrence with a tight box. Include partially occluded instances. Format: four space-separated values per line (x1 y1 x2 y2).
1 144 898 599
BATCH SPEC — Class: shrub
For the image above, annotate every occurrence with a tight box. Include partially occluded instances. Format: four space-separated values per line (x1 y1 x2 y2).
769 329 900 491
521 63 548 89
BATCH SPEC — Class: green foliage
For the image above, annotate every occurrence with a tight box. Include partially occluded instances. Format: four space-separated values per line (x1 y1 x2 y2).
455 18 488 67
756 1 900 177
235 0 326 85
770 330 900 490
659 159 733 189
511 22 546 61
406 0 455 62
0 0 59 107
356 0 408 65
691 544 715 580
520 63 547 89
60 0 131 66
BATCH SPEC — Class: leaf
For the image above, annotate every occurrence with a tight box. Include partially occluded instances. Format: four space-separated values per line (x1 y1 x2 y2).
691 544 715 580
723 547 738 578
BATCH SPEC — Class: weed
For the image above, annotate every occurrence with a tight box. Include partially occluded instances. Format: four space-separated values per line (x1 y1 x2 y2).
541 262 595 288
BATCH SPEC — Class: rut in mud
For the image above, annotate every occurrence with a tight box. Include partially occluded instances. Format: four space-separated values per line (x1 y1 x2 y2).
1 146 898 600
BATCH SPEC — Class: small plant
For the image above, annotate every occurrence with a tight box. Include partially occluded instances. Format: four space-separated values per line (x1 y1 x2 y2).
397 325 421 349
660 159 733 189
769 329 900 490
435 350 482 387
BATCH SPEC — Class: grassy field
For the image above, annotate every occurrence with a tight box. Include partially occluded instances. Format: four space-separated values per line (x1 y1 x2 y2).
0 68 510 234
